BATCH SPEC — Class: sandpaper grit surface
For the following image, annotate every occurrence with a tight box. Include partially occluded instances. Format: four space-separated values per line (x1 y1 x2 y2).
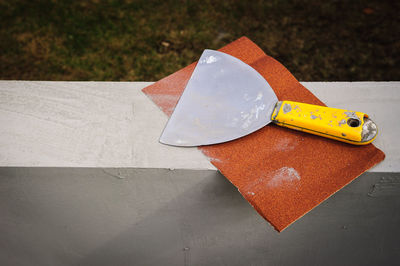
142 37 385 231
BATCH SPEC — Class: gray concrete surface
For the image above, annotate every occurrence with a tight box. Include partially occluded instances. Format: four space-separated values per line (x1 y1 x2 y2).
0 168 399 266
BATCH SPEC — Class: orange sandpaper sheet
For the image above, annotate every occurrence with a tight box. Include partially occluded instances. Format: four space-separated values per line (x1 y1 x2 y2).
142 37 385 231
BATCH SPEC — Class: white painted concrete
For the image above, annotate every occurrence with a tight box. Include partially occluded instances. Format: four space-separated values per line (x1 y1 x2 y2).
0 81 214 169
0 81 398 172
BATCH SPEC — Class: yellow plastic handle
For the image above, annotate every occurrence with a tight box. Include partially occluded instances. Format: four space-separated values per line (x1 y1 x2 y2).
271 101 377 145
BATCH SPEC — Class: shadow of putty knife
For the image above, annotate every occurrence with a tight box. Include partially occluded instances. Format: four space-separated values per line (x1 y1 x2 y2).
160 50 378 146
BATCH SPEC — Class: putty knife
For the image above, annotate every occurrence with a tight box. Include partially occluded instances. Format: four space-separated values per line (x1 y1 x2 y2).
160 50 377 146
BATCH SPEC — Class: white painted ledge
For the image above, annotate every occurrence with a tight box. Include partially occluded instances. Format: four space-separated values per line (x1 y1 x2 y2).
0 81 213 170
0 81 398 172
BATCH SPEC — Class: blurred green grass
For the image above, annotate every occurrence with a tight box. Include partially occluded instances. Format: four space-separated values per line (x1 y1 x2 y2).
1 0 399 81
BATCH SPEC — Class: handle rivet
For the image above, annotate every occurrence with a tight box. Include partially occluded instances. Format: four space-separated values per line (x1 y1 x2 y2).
347 118 361 127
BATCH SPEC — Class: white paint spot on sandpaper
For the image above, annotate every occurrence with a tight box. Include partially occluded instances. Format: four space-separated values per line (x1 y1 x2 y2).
204 154 225 164
268 167 300 187
209 157 222 163
242 167 301 196
274 137 297 151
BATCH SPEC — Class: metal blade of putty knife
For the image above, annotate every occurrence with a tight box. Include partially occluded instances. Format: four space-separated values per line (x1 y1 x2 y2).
159 49 278 146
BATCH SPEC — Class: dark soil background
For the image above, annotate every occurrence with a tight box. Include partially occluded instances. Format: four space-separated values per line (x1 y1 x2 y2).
1 0 399 81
